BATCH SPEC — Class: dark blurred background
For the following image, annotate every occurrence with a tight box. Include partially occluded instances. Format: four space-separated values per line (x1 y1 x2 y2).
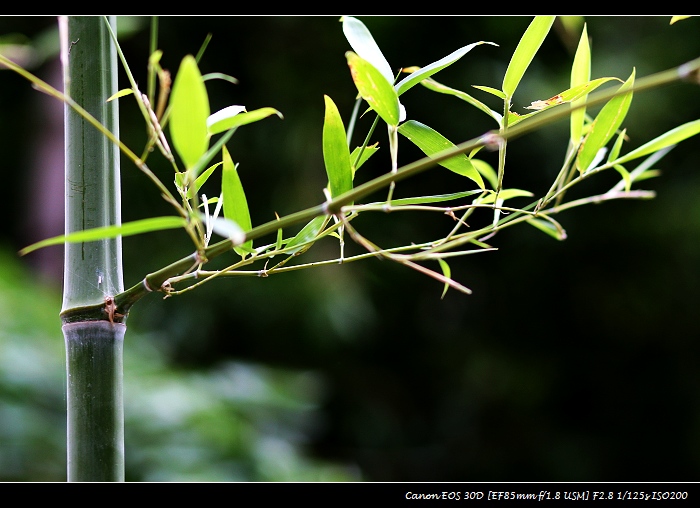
1 16 699 481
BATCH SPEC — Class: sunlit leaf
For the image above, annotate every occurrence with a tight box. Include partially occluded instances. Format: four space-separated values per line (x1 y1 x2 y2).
187 162 223 199
613 163 632 192
208 216 245 246
367 190 482 206
341 16 394 85
670 16 691 25
570 23 590 143
471 159 498 190
106 88 134 102
350 143 379 176
19 217 188 256
395 41 497 96
612 119 700 165
437 258 451 299
607 128 627 163
346 51 400 126
502 16 556 100
285 215 329 255
475 188 533 204
419 77 501 124
577 68 635 173
222 145 252 257
398 120 484 189
170 55 210 170
526 217 567 241
323 95 353 201
207 106 282 135
472 85 506 100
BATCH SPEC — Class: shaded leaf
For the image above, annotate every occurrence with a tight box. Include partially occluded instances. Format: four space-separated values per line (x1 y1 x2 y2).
527 217 567 240
398 120 484 189
368 190 482 206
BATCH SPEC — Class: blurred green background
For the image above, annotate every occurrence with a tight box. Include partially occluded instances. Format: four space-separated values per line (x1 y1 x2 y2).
1 16 700 481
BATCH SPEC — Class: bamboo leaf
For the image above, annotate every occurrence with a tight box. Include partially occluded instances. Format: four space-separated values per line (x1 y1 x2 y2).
19 217 188 256
323 95 353 201
367 190 482 206
222 145 252 257
106 88 134 102
170 55 210 170
475 188 534 204
607 128 627 163
398 120 485 189
527 217 567 240
350 143 379 176
207 106 283 135
285 215 329 255
208 216 245 245
570 23 590 143
346 51 400 126
612 119 700 165
613 163 632 192
472 85 506 100
471 159 498 190
394 41 497 96
577 68 635 173
502 16 556 100
419 77 501 124
188 161 223 199
437 258 451 299
670 16 691 25
341 16 394 85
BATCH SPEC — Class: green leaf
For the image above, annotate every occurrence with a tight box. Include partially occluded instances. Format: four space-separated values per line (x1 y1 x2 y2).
341 16 394 85
207 106 283 135
670 16 692 25
222 145 252 257
570 23 590 143
475 188 534 204
398 120 484 189
19 217 188 256
350 143 379 176
526 217 567 241
419 77 501 124
346 51 400 126
170 55 210 170
472 85 506 100
607 128 627 163
285 215 329 255
612 119 700 165
577 68 635 173
394 41 497 96
322 95 353 201
190 162 223 199
613 163 632 193
437 258 451 299
471 159 498 190
502 16 556 100
106 88 134 102
368 190 482 206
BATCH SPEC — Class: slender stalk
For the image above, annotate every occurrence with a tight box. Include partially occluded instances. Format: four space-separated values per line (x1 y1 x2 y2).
60 16 124 482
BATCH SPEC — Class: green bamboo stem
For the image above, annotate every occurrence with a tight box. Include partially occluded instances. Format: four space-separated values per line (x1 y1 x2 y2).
60 16 124 482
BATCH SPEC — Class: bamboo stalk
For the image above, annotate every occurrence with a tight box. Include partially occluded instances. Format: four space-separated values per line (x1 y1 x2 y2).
60 16 125 482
